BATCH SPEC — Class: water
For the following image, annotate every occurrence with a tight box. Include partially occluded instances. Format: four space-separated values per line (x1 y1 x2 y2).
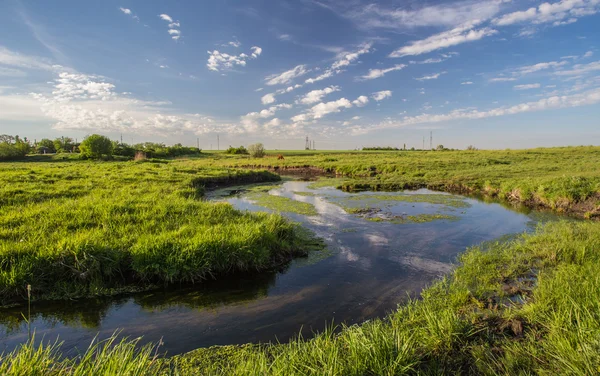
0 180 556 356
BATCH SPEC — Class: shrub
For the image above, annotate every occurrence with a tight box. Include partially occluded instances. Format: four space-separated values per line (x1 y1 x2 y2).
80 134 114 159
225 146 249 155
248 143 266 158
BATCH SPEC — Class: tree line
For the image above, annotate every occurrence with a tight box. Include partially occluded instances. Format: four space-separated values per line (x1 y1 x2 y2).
0 134 201 161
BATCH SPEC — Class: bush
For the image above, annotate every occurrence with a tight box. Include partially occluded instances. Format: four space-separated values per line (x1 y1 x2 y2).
225 146 249 155
0 135 31 161
80 134 114 159
248 143 266 158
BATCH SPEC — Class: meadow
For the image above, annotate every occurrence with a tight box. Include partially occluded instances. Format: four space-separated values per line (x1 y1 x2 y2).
0 157 310 304
1 146 600 374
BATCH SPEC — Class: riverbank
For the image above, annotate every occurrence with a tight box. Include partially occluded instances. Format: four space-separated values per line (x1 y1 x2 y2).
0 160 313 305
218 146 600 219
2 220 599 374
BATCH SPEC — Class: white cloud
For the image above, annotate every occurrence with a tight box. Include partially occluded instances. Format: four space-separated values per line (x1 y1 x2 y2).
352 95 369 107
332 43 372 69
416 72 446 81
372 90 392 101
265 65 309 86
0 46 55 71
389 21 497 57
298 86 340 105
159 14 173 22
554 60 600 76
261 93 276 105
120 8 132 15
343 0 503 30
461 81 473 85
490 77 517 82
310 98 353 119
354 87 600 134
359 64 406 80
251 46 262 58
516 60 568 75
305 70 335 84
584 51 594 58
514 83 541 90
492 0 600 26
159 14 181 40
207 46 262 72
28 70 228 136
228 40 241 48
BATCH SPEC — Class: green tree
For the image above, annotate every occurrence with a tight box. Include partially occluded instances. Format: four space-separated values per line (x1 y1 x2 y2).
80 134 114 159
248 143 266 158
53 137 74 153
37 139 56 153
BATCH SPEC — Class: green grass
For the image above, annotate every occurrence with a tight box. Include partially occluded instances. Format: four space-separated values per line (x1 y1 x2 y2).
217 146 600 216
0 159 311 304
3 221 600 374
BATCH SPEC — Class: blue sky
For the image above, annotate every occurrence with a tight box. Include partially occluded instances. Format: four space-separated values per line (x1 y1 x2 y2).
1 0 599 150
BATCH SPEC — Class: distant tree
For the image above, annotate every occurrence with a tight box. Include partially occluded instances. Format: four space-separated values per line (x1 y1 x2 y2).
436 144 445 151
80 134 114 159
225 145 249 155
0 135 30 160
53 137 74 153
466 145 478 151
248 143 266 158
37 139 56 153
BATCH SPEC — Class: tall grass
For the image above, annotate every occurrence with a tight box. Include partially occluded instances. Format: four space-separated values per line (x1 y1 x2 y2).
2 221 599 374
0 160 302 304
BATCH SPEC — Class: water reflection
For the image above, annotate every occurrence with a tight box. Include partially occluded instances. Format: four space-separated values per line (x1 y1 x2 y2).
0 181 557 356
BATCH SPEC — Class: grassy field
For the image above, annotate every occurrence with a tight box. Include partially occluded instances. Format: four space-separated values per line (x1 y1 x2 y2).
212 146 600 218
0 158 312 304
2 220 599 374
1 147 600 374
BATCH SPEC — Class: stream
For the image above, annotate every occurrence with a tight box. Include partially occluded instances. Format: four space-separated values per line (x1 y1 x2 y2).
0 179 559 356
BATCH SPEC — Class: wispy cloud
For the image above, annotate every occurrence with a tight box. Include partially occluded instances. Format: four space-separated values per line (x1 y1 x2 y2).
359 64 406 80
492 0 600 27
514 83 541 90
265 65 309 86
298 86 340 105
389 21 497 57
415 72 446 81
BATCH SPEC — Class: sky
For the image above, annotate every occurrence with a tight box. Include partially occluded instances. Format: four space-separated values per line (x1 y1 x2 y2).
0 0 599 150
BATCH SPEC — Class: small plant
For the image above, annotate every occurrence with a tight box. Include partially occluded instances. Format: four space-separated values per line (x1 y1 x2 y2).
248 143 266 158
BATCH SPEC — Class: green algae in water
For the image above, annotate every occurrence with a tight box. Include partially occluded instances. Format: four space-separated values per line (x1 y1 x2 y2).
246 192 319 216
292 191 317 197
306 178 347 190
341 193 471 208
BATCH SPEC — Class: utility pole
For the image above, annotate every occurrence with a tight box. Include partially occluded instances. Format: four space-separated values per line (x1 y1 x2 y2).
422 136 425 151
217 134 220 150
120 133 123 144
430 131 433 150
197 138 200 149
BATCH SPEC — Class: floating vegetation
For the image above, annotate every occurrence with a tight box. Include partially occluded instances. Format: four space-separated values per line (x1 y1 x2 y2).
340 193 471 208
246 192 319 216
292 191 317 197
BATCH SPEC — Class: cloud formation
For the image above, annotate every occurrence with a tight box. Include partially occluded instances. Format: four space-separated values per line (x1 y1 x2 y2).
389 21 497 57
360 64 406 80
207 46 262 72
